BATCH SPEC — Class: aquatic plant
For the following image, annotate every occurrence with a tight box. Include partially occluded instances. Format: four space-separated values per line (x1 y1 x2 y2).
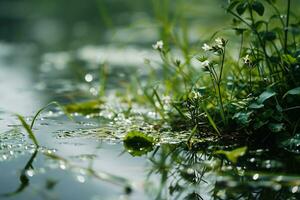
144 0 300 147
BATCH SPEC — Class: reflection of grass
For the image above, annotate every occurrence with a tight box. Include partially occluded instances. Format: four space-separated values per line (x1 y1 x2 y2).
1 150 38 197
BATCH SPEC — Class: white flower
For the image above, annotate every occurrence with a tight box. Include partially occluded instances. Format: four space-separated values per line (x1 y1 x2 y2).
243 54 251 65
199 60 210 67
162 95 171 104
215 37 223 48
191 91 202 99
202 43 211 51
152 40 164 50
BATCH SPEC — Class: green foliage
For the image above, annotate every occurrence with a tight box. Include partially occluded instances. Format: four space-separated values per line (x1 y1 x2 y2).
140 0 299 147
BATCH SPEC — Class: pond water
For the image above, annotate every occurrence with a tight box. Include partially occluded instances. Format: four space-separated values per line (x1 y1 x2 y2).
1 1 300 199
1 41 300 200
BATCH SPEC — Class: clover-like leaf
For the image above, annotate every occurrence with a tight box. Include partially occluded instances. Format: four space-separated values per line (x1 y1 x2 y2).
123 131 154 156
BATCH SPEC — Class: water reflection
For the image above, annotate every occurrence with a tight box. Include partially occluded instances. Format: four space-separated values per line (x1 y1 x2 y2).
1 150 38 197
145 143 300 200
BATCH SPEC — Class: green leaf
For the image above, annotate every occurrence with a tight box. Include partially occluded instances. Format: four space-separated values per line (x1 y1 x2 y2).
216 146 247 164
282 54 297 64
17 115 39 147
257 90 276 104
249 102 264 109
252 1 264 16
283 87 300 98
233 111 252 126
236 2 248 15
268 123 285 133
123 131 154 156
204 110 220 136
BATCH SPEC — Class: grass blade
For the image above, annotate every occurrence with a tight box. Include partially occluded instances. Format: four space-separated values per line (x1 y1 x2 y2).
30 101 73 129
17 115 39 147
204 110 220 136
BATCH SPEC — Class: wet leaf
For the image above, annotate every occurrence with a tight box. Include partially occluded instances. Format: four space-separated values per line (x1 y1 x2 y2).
249 102 264 109
215 146 247 164
123 131 154 156
257 90 276 104
283 87 300 98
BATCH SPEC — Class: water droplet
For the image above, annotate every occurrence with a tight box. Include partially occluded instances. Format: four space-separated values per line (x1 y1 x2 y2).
292 186 299 193
85 74 93 82
275 176 283 182
59 162 66 170
253 173 259 180
187 168 194 174
273 184 282 191
26 169 35 177
76 175 85 183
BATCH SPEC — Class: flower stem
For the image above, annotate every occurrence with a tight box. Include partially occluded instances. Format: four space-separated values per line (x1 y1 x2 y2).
284 0 291 54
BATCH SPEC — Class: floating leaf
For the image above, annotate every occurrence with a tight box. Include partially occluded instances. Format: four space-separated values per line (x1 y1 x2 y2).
257 90 276 104
123 131 154 156
251 1 264 16
283 87 300 98
64 100 103 115
215 146 247 164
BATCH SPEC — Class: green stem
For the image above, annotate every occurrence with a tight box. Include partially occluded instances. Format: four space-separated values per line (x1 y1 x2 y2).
284 0 291 53
217 47 227 125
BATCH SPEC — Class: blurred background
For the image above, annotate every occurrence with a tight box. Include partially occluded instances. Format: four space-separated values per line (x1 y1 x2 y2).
0 0 230 51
